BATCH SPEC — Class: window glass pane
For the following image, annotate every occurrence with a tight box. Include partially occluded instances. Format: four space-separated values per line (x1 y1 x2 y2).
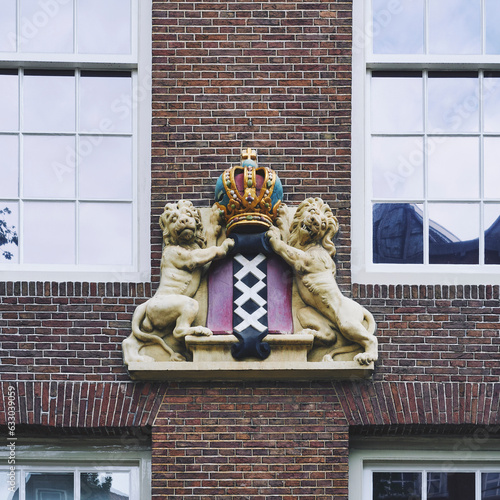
23 201 75 264
19 0 74 53
0 0 16 52
79 137 132 200
483 75 500 133
483 138 500 199
26 472 74 500
79 202 132 265
427 472 475 500
371 74 423 133
81 472 130 499
23 135 76 198
0 72 19 131
78 0 132 55
483 472 500 498
79 73 133 134
429 203 479 264
372 0 424 54
427 75 479 133
485 1 500 54
24 72 75 132
0 470 19 499
485 205 500 265
373 471 422 499
0 203 19 263
373 203 424 264
0 135 19 198
427 137 479 200
372 137 424 199
429 0 481 55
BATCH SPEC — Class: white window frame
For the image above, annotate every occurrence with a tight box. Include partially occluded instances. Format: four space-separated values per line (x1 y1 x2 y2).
350 436 500 500
0 0 152 282
352 0 500 285
0 438 151 500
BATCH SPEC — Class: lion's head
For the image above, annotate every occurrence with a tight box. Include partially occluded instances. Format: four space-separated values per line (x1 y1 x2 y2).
159 200 206 248
288 198 339 256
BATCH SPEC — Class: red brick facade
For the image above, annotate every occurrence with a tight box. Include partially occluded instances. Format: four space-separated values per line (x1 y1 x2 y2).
1 1 499 499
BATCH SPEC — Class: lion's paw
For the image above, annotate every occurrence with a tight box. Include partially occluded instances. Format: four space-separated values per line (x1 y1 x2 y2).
188 326 213 337
170 352 186 362
353 352 378 365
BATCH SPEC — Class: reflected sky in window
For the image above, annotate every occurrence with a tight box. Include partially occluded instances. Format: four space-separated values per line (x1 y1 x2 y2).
372 136 424 199
78 0 132 55
0 135 18 198
371 74 423 133
429 0 481 54
24 73 76 132
19 0 73 53
0 73 18 131
23 201 75 264
0 0 16 52
483 75 500 132
0 203 19 263
427 75 479 133
372 0 424 54
485 0 500 54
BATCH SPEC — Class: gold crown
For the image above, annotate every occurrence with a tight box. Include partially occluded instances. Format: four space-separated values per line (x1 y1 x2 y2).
215 148 283 235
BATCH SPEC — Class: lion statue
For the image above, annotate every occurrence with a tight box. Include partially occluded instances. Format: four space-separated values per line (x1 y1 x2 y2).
267 198 378 365
122 200 234 365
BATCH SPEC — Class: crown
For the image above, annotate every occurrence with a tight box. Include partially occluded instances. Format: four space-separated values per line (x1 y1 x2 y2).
215 148 283 235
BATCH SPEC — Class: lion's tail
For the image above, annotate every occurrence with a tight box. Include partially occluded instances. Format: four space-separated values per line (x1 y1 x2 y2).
131 301 176 357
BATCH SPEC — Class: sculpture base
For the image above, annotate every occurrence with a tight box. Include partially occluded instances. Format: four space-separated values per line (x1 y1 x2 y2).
127 334 374 381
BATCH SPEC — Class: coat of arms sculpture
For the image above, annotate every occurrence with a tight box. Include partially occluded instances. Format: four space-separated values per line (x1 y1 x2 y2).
123 149 378 380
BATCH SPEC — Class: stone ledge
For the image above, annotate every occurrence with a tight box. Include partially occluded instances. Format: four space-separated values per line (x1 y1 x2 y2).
127 334 374 381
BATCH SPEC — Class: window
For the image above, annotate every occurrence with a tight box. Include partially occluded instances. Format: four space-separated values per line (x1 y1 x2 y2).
0 0 151 281
352 0 500 284
0 438 151 500
350 437 500 500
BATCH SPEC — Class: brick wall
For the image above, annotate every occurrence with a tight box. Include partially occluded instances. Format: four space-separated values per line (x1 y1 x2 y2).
1 1 500 499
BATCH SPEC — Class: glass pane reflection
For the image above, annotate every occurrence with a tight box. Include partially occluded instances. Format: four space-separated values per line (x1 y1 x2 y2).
0 72 19 131
0 470 19 499
485 0 500 54
78 0 132 54
24 72 76 132
429 0 481 55
79 202 132 266
373 472 422 500
0 135 19 198
0 202 18 263
23 202 75 265
0 0 17 52
482 472 500 499
427 137 479 200
427 74 479 133
485 205 500 265
483 138 500 198
373 203 424 264
372 0 424 54
371 74 423 133
81 471 130 499
483 75 500 132
372 136 424 199
26 472 74 500
19 0 73 53
429 203 479 264
427 472 475 499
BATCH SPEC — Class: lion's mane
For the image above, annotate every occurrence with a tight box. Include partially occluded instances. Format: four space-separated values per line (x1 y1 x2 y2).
288 197 339 257
159 199 207 248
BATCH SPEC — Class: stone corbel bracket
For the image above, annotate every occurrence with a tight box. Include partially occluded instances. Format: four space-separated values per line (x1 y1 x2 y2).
127 334 374 381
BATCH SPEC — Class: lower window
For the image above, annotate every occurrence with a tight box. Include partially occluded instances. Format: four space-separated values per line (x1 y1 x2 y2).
350 437 500 500
0 439 150 500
